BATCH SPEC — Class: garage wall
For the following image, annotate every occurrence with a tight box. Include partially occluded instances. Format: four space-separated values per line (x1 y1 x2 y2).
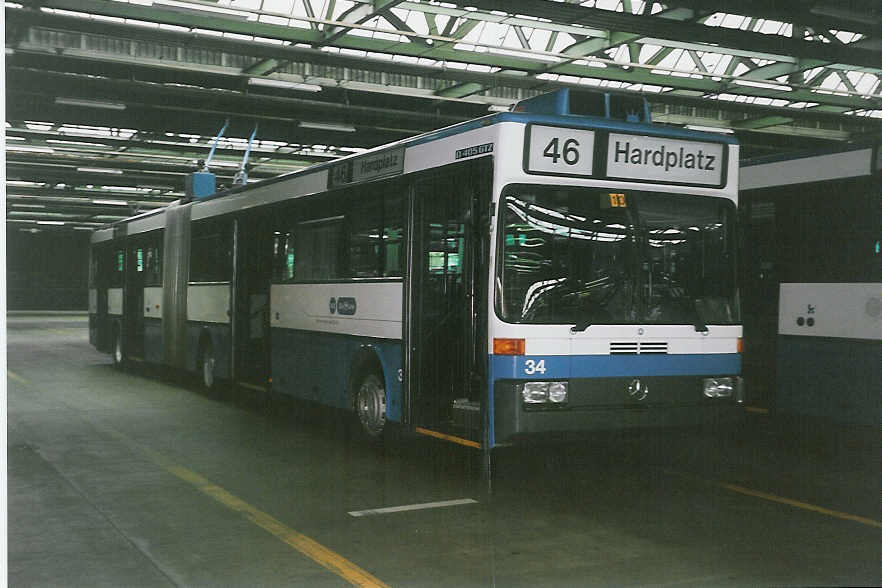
6 229 90 310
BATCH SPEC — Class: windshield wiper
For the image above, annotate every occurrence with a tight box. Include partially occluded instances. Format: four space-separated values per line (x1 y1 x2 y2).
692 299 709 332
570 319 592 333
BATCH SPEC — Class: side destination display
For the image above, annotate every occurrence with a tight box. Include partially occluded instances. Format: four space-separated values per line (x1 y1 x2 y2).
606 133 725 186
329 147 405 188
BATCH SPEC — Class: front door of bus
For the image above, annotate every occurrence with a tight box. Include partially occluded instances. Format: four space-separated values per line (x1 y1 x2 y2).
409 162 489 441
124 241 146 361
232 216 272 389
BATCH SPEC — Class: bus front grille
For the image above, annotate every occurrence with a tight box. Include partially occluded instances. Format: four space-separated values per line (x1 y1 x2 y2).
610 341 668 355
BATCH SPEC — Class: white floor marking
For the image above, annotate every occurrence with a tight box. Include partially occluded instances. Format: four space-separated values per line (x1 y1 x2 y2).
348 498 478 518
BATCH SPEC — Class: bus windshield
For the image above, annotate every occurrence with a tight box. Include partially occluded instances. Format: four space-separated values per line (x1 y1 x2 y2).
496 185 739 327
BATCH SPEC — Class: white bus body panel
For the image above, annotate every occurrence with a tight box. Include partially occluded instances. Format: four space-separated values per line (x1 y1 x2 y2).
128 212 165 236
491 324 741 356
190 170 329 221
740 148 872 190
187 284 231 324
144 287 163 319
779 283 882 341
271 282 403 340
108 288 123 316
91 228 114 244
404 126 499 174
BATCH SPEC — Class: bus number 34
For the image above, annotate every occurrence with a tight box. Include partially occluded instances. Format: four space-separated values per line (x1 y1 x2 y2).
524 359 547 375
543 137 580 165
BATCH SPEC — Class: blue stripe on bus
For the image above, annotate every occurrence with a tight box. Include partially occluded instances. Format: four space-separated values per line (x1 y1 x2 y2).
270 328 403 423
490 353 741 380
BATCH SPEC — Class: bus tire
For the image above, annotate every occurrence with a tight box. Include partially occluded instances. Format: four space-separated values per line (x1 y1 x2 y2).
112 325 125 368
354 372 386 440
199 338 217 391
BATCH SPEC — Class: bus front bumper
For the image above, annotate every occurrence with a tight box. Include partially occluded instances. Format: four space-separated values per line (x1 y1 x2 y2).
492 375 744 444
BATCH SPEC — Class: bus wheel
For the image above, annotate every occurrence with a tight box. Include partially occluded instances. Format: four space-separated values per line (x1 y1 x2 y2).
199 341 217 391
112 327 124 368
355 373 386 439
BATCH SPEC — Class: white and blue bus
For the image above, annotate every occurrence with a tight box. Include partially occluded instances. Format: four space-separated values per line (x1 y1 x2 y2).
90 88 744 449
740 141 881 426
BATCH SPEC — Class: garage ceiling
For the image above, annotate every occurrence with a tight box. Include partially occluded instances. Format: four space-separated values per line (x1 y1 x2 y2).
5 0 882 230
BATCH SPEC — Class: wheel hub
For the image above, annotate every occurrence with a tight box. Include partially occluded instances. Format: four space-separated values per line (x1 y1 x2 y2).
357 376 386 437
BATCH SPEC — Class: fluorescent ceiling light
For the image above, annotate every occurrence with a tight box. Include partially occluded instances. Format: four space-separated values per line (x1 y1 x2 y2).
37 220 66 225
248 77 322 92
73 226 96 231
7 180 45 187
77 167 124 174
92 199 129 206
298 121 356 133
733 79 792 92
488 104 511 112
9 145 54 153
12 204 47 209
55 97 127 110
47 139 111 148
685 125 735 134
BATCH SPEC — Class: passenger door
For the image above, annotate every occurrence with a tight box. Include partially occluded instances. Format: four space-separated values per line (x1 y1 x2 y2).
407 161 490 441
90 243 112 351
232 214 273 388
124 240 147 361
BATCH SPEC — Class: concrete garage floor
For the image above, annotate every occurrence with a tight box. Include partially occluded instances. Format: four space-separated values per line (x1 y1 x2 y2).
7 313 881 587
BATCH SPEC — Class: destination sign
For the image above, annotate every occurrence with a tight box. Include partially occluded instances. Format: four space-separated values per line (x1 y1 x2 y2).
606 133 725 186
329 147 405 188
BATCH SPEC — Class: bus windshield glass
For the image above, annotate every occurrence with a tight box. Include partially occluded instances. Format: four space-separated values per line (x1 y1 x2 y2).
497 185 739 326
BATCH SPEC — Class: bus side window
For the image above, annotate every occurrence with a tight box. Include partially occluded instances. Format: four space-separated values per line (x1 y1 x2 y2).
297 220 342 281
111 249 125 287
89 248 99 288
272 231 296 282
190 220 233 282
383 192 405 277
348 194 382 278
144 239 162 287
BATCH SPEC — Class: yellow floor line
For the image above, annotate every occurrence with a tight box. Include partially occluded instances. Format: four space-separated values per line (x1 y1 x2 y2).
719 482 882 529
664 468 882 530
116 438 390 587
7 370 29 385
745 406 769 415
414 427 482 449
8 365 387 584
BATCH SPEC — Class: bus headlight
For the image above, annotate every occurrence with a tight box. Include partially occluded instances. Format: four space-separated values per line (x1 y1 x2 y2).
522 382 549 403
521 382 568 405
703 377 734 398
548 382 568 403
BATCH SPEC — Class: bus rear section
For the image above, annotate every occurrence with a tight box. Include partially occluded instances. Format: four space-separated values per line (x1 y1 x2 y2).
740 143 881 426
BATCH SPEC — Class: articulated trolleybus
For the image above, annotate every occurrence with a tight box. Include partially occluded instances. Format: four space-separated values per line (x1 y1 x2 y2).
90 89 743 450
